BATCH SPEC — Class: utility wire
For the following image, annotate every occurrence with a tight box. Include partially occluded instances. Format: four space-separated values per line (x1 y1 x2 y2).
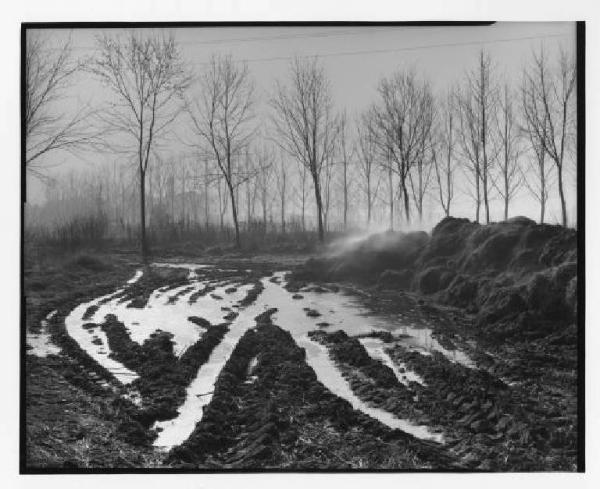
187 32 571 66
37 26 412 52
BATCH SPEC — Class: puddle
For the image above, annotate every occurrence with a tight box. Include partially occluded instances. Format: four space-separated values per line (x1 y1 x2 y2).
96 281 252 356
358 338 426 387
127 270 144 284
268 273 474 368
64 288 140 384
258 275 442 442
299 337 442 442
152 262 212 280
64 274 253 383
27 310 61 357
63 267 475 449
154 273 447 448
153 298 271 448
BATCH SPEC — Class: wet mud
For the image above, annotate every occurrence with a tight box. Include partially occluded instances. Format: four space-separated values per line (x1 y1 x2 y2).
24 245 578 470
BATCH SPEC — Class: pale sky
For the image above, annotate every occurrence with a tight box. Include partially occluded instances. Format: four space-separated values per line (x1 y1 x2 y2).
26 22 578 225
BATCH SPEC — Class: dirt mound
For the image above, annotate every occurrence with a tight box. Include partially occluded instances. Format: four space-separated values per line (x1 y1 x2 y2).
296 230 429 283
294 217 578 341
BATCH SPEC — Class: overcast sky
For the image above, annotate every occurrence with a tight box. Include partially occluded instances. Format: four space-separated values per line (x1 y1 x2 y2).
26 22 578 225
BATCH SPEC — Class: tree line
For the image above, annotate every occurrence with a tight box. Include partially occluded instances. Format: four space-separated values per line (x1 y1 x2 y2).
25 31 577 258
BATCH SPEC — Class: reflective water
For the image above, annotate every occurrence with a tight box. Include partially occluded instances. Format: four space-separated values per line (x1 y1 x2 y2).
153 298 268 447
359 338 426 387
27 310 61 357
63 265 476 449
127 270 144 284
64 288 139 384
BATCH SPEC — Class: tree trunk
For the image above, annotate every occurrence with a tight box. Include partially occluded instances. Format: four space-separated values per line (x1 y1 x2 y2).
343 160 348 231
401 176 410 224
204 160 209 231
480 51 490 224
557 164 567 226
366 182 372 226
483 172 490 224
227 182 241 248
281 195 285 234
262 194 268 232
139 167 148 261
540 195 545 224
540 167 546 224
301 167 306 231
504 167 509 221
388 165 394 230
475 174 481 223
312 173 325 242
218 180 224 232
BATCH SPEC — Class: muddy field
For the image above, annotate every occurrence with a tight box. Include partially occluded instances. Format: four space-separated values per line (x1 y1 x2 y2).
24 231 578 471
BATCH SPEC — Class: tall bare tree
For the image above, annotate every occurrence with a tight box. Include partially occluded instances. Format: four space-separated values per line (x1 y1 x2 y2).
356 110 381 226
90 32 190 259
321 151 335 232
338 111 352 230
295 163 309 231
274 153 288 233
495 83 523 221
384 151 395 230
371 70 434 224
521 85 552 224
432 93 456 217
243 150 258 227
25 31 94 180
522 47 576 226
409 137 434 223
457 83 482 222
254 144 274 231
271 57 338 242
457 51 497 223
188 54 255 248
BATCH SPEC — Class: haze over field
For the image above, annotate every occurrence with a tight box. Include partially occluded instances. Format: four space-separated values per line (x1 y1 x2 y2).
25 23 578 251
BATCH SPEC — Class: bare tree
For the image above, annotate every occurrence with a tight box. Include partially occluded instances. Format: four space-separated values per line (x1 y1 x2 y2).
432 93 456 217
243 150 258 227
356 110 381 226
338 111 352 230
89 32 190 259
371 70 434 224
216 174 229 233
271 57 338 242
522 47 576 226
203 158 211 230
521 84 553 224
494 83 523 221
409 136 434 222
457 82 482 222
274 152 288 233
187 54 255 248
295 163 309 231
25 31 94 180
254 145 274 231
322 151 335 232
384 151 395 230
457 51 497 223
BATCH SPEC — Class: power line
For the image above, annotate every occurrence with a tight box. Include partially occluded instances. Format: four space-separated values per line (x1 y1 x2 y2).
176 27 404 46
187 32 571 66
37 26 410 52
34 29 572 71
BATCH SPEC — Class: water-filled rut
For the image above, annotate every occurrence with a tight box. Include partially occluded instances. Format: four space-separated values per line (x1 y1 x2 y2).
62 264 477 449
